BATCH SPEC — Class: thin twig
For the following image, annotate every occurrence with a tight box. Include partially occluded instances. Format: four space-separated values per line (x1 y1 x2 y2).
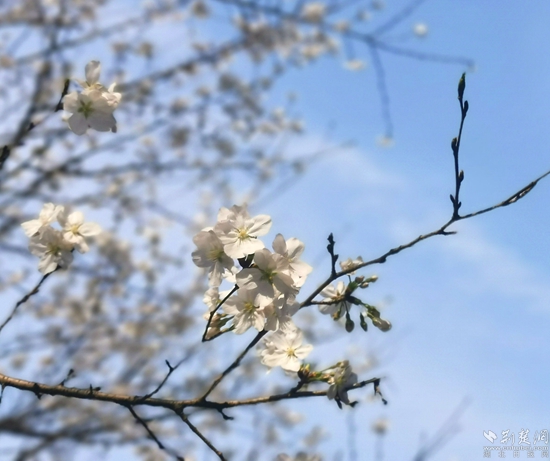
202 285 239 342
127 406 185 461
179 413 226 460
134 354 194 403
0 273 51 335
200 330 266 399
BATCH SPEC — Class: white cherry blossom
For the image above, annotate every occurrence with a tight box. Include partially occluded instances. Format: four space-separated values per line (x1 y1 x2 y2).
272 234 312 287
64 61 121 135
301 3 326 22
77 61 121 106
260 325 312 372
319 281 349 316
21 203 64 237
214 204 271 258
223 287 265 334
237 249 298 307
339 256 364 273
192 230 234 287
64 89 118 135
326 361 358 405
264 296 299 332
29 227 74 274
58 209 102 253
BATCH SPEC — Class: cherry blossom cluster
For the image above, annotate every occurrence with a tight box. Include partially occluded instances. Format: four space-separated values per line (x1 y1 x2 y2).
63 61 121 135
320 258 391 334
192 204 313 371
296 360 359 408
21 204 101 274
192 205 391 402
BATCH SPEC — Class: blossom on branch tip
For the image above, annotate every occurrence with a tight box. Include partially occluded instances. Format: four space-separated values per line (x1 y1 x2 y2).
58 209 102 253
63 60 121 135
326 361 358 405
22 204 101 274
339 256 364 273
319 281 349 316
64 90 118 135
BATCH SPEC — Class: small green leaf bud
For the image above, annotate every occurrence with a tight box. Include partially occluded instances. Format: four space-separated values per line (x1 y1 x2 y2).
360 313 368 332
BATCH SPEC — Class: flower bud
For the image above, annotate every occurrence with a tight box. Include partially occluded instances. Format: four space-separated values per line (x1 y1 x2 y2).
372 317 392 332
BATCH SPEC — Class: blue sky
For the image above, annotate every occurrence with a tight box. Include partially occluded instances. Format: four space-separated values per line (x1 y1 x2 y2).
254 1 550 460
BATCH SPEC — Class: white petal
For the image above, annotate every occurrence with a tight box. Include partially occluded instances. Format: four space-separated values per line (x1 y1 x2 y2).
89 112 116 132
272 233 287 255
21 220 42 237
78 222 102 236
67 114 88 135
63 92 80 113
85 61 101 85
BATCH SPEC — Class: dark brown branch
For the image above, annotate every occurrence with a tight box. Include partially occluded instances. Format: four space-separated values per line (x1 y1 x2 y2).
0 370 380 411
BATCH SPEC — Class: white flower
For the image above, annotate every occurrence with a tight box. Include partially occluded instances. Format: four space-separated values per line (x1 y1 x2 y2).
203 287 221 314
77 61 121 106
223 287 265 334
301 3 326 22
264 296 299 332
58 209 101 253
214 205 272 259
260 325 313 372
272 234 312 287
63 89 118 135
319 281 349 316
327 361 358 405
237 249 298 307
64 61 121 135
343 60 366 71
192 230 234 287
80 60 101 88
21 203 64 237
203 287 230 320
413 23 428 38
339 256 364 273
29 227 74 274
103 82 122 110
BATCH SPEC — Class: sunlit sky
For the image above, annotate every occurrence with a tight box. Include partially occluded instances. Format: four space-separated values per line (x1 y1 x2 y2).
4 1 550 460
258 1 550 460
